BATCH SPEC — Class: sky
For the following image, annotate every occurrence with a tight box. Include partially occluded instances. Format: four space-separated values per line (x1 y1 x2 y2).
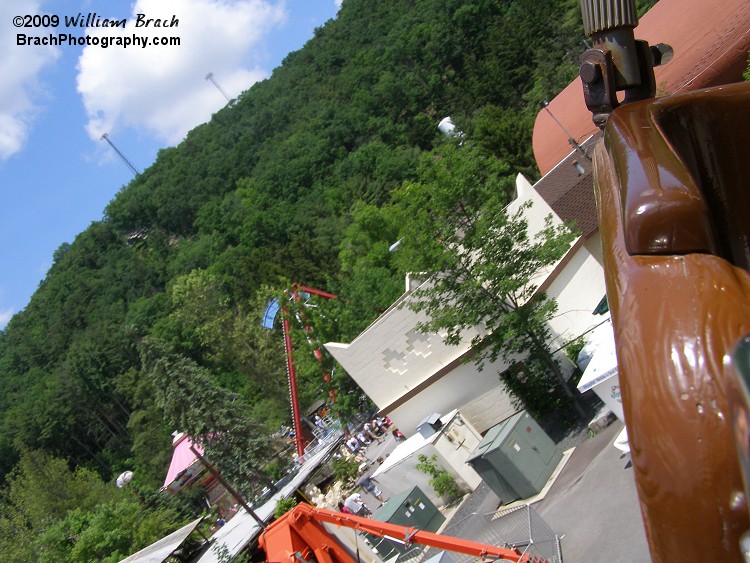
0 0 341 329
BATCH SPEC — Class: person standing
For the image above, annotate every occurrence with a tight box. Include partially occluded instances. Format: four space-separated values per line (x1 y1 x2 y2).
364 421 383 443
357 473 385 505
356 430 371 447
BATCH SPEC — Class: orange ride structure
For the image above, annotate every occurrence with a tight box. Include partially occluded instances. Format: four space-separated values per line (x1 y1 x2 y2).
263 284 338 458
259 503 545 563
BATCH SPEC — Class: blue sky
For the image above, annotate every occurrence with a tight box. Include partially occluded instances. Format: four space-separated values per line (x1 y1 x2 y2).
0 0 341 329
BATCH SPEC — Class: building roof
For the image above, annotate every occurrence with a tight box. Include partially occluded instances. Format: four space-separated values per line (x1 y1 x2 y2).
532 136 601 240
372 420 443 478
532 0 750 175
325 281 487 416
373 485 436 521
163 433 204 489
577 320 617 393
118 517 205 563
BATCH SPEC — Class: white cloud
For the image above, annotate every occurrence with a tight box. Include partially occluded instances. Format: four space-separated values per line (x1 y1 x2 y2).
0 308 13 330
0 2 60 160
77 0 287 144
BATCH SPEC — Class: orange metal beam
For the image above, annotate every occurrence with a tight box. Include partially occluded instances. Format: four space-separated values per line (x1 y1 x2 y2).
259 503 543 563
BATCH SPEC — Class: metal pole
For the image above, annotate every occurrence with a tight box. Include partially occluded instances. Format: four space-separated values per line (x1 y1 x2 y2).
282 312 307 458
579 0 639 88
100 133 140 177
205 72 232 103
189 445 266 529
540 101 590 160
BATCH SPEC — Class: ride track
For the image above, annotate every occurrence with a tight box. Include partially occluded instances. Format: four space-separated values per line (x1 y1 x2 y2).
263 283 338 458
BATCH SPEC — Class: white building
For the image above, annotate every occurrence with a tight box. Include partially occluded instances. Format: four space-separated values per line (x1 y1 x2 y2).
370 410 484 507
326 143 607 437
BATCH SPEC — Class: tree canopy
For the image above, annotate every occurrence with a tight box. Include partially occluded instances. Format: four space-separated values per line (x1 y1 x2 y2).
0 0 658 556
390 143 581 417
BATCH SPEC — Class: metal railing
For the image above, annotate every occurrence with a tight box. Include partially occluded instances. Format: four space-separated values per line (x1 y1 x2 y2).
482 505 563 563
297 419 344 464
360 504 561 563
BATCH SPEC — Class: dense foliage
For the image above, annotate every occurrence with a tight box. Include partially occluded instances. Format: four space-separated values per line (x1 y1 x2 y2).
0 0 658 557
0 449 193 562
390 143 581 418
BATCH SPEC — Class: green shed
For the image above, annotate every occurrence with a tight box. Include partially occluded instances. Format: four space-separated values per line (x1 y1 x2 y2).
466 411 562 503
366 486 445 558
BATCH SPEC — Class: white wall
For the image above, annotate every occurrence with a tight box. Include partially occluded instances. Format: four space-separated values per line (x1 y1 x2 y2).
325 175 608 440
371 412 487 509
545 240 608 350
431 412 484 490
385 357 509 436
513 174 608 351
460 385 519 435
510 173 563 231
585 232 604 266
326 290 485 410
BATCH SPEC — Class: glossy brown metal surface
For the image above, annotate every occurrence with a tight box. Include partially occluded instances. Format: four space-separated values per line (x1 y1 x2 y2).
593 83 750 561
533 0 750 175
653 83 750 272
603 94 716 256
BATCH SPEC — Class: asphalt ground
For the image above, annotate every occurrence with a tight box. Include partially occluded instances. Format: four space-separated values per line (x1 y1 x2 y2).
357 418 652 562
533 420 651 562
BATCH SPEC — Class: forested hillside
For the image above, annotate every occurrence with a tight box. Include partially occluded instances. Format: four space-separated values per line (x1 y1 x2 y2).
0 0 656 559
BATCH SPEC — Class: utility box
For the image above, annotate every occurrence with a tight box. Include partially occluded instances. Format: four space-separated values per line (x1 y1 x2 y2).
374 485 444 530
368 486 445 559
417 413 444 439
467 411 562 503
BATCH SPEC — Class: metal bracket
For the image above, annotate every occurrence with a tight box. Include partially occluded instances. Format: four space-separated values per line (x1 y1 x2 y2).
580 40 661 129
580 48 618 129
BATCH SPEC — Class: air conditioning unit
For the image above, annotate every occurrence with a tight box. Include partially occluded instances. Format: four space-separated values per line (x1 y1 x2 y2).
417 413 443 439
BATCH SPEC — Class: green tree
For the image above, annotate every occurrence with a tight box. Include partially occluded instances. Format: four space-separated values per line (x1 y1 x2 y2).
33 498 186 563
415 454 461 499
0 449 187 563
0 0 610 501
273 497 298 519
116 366 174 488
392 143 583 418
280 287 376 420
332 456 359 485
140 340 277 499
1 449 111 531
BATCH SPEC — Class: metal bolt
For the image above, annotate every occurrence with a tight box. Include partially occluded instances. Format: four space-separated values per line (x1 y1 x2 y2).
580 61 602 85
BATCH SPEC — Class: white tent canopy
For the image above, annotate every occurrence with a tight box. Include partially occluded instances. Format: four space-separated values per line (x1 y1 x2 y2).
118 517 204 563
577 320 624 421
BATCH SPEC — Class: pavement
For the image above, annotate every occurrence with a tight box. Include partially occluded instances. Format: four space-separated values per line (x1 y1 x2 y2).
353 430 400 507
440 421 651 563
533 421 651 562
358 419 652 563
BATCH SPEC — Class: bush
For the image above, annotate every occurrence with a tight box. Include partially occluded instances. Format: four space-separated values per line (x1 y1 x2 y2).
429 472 461 499
273 497 298 519
564 336 585 365
263 460 287 481
332 456 359 484
416 455 461 499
